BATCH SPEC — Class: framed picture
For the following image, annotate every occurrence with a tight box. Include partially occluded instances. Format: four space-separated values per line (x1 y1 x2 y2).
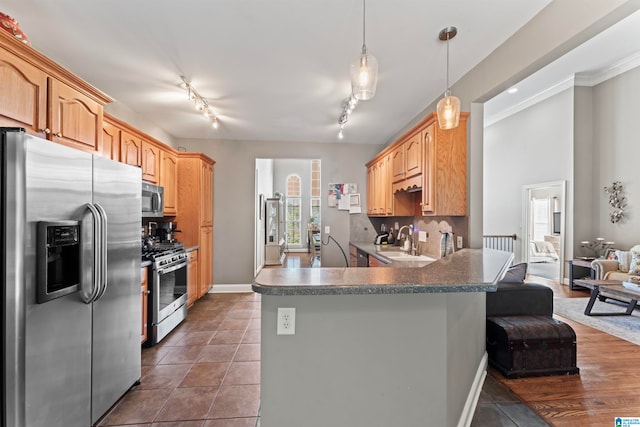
604 248 616 260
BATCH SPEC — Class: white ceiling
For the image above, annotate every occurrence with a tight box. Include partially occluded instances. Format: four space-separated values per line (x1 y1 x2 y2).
3 0 554 144
484 9 640 126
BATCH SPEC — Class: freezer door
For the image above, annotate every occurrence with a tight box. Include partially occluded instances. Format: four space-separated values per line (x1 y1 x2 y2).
91 156 141 424
23 135 94 427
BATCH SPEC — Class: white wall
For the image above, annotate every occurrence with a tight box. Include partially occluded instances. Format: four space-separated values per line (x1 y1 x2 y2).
484 88 574 262
176 138 380 284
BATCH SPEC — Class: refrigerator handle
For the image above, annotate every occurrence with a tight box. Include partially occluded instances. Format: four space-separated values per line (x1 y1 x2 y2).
94 203 109 301
84 203 102 303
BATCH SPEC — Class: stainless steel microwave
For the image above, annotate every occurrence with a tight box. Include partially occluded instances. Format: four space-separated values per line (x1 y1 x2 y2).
141 182 164 217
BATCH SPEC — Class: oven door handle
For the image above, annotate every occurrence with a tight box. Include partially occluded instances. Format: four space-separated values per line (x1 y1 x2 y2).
94 203 109 301
157 260 187 275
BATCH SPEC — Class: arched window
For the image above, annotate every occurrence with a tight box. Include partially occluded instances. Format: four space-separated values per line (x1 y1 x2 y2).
310 160 321 227
286 174 301 245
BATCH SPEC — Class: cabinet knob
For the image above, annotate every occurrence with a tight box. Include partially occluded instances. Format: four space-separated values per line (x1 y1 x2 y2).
55 132 62 138
39 128 51 134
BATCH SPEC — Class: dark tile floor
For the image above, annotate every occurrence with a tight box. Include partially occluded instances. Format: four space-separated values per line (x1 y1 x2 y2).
99 291 548 427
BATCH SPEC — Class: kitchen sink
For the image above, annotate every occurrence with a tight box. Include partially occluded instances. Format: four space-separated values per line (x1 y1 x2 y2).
376 250 436 262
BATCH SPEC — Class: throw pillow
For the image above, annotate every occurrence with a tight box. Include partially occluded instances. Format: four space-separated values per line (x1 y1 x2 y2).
629 251 640 275
615 250 631 273
500 263 527 283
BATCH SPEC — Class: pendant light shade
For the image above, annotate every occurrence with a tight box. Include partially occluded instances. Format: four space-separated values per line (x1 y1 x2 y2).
437 89 460 129
351 0 378 100
436 26 460 130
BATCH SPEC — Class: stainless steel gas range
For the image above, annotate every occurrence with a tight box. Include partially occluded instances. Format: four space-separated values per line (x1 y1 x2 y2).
142 244 188 346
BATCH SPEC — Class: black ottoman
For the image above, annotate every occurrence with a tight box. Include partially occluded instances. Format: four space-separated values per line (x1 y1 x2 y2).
487 315 579 378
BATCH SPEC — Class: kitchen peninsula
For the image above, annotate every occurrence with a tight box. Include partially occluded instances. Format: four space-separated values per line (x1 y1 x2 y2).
253 248 513 427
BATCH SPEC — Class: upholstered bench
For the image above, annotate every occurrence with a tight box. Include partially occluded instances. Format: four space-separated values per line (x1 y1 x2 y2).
486 315 579 378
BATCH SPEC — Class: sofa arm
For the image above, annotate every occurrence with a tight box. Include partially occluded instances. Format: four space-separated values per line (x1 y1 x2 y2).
591 259 619 280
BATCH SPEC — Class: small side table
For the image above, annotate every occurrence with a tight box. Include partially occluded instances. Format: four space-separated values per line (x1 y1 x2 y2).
567 258 595 290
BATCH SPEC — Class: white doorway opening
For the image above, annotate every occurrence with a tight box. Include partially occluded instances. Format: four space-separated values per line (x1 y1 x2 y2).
522 181 566 281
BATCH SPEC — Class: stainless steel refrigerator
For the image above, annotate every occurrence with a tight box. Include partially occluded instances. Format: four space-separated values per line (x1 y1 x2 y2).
1 128 141 426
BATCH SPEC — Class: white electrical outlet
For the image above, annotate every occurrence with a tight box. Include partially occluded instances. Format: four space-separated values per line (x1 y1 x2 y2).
325 226 330 235
457 236 463 249
418 231 427 243
277 307 296 335
394 222 399 230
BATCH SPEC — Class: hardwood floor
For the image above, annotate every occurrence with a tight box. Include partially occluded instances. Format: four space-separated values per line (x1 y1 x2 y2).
492 275 640 426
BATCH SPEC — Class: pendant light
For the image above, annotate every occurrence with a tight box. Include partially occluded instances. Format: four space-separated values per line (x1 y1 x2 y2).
436 26 460 130
350 0 378 100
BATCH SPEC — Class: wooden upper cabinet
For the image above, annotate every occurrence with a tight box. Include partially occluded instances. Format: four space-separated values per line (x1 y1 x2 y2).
421 114 468 216
141 140 160 183
201 161 214 226
404 132 422 179
421 123 435 214
48 79 103 153
160 149 178 216
120 131 142 167
0 48 47 134
101 120 121 161
390 144 405 183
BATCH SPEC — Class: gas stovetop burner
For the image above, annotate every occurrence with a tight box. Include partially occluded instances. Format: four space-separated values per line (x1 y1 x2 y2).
142 242 185 261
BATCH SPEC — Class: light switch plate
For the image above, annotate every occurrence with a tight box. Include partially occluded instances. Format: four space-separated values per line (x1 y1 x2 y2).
325 226 330 234
418 231 427 242
457 236 463 248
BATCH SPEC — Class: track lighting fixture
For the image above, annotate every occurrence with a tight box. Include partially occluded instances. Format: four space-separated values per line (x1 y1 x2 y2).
181 76 220 129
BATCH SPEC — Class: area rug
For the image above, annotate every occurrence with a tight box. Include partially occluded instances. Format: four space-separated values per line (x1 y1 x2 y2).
554 297 640 346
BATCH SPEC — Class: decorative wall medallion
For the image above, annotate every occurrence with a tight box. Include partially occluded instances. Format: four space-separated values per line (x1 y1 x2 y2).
604 181 625 223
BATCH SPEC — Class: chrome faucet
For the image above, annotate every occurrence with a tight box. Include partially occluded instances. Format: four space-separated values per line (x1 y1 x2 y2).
397 225 417 255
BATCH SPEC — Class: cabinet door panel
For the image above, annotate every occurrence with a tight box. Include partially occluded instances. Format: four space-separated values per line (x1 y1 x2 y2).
160 150 178 216
49 79 103 153
198 227 213 297
120 131 142 167
187 250 198 307
0 49 47 133
421 124 435 213
404 133 422 178
101 121 121 161
390 145 405 183
141 140 159 183
201 162 213 226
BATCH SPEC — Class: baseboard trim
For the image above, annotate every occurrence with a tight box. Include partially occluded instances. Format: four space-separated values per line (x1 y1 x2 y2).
457 352 488 427
210 284 253 293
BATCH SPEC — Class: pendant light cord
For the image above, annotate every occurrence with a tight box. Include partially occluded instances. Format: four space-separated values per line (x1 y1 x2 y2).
446 33 450 91
361 0 367 54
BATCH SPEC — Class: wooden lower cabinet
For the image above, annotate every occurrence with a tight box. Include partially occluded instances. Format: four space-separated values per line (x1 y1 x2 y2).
349 244 358 267
187 250 199 307
199 227 213 298
141 266 148 344
368 256 388 267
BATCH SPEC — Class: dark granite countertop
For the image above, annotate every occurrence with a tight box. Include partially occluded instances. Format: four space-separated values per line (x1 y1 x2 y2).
184 246 199 253
141 260 152 268
253 248 513 296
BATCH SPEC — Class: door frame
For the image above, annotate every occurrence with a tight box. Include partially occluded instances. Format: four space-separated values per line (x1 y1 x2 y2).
521 180 566 280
